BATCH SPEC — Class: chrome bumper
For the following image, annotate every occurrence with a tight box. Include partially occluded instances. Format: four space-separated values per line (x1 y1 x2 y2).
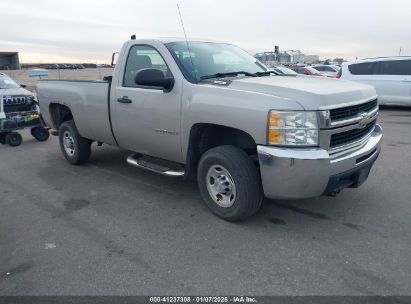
257 124 383 200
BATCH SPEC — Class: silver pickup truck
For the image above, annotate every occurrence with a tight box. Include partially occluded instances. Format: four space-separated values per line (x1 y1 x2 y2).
37 38 382 221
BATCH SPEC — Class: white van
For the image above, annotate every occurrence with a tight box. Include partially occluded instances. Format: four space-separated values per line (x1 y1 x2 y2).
339 57 411 106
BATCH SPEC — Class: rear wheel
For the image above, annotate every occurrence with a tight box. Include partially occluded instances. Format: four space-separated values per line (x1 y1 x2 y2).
6 132 23 147
59 120 91 165
0 133 8 144
31 127 50 142
197 145 263 221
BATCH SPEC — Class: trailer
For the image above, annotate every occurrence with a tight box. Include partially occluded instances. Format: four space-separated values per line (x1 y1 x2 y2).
0 95 49 147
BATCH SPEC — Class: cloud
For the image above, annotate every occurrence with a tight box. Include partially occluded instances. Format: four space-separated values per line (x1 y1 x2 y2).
1 0 410 63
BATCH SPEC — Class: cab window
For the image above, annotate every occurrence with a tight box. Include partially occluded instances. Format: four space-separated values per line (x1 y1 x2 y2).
123 45 170 87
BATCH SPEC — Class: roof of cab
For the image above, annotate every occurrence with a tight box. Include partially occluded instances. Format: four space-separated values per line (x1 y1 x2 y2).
129 37 226 44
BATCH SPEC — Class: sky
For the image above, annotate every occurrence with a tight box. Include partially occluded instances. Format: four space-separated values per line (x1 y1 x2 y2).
1 0 411 64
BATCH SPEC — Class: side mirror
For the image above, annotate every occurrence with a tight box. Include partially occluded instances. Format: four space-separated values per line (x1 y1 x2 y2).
20 84 27 88
111 52 119 66
134 68 174 92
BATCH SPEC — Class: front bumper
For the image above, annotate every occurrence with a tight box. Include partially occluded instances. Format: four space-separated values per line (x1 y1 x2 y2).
257 124 383 199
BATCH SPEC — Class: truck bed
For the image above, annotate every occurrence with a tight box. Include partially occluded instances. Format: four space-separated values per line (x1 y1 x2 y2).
37 80 117 145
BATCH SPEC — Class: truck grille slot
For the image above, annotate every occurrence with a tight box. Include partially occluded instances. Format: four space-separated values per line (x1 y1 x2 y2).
330 120 376 148
2 95 29 106
2 96 33 113
330 99 378 121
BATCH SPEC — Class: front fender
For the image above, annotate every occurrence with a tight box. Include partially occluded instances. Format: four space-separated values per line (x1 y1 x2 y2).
180 82 304 161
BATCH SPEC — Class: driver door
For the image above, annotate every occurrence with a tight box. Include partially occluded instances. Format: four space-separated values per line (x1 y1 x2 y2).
111 44 183 163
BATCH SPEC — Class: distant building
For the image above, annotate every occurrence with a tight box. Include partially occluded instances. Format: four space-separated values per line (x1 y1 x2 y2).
288 50 306 63
255 46 319 65
254 52 278 67
305 55 320 64
277 52 292 64
0 52 21 70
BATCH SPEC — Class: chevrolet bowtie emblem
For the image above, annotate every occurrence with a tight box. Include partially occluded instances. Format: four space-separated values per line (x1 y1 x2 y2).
358 112 371 128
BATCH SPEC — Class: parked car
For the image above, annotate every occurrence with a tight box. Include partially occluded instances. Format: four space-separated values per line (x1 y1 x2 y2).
288 66 327 77
272 66 297 76
46 64 60 69
82 64 97 69
37 38 382 221
339 56 411 106
311 65 341 77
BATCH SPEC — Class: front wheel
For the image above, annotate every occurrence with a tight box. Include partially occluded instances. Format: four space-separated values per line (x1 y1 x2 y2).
197 145 263 221
31 127 50 142
59 120 91 165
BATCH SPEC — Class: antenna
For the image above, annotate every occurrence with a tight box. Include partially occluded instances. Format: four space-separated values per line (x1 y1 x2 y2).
177 4 197 81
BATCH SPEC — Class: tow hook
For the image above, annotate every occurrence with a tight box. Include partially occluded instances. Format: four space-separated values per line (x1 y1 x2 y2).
329 190 340 197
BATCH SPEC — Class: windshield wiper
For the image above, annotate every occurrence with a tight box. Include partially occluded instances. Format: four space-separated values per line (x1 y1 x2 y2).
200 71 257 80
254 71 279 77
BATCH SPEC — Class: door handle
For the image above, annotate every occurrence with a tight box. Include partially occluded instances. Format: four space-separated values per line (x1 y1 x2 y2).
117 96 132 103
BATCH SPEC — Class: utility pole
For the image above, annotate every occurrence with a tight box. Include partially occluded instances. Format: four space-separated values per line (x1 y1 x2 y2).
399 47 402 56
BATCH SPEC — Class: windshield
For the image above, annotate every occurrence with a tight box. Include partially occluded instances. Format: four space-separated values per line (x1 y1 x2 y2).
0 76 20 89
166 42 268 82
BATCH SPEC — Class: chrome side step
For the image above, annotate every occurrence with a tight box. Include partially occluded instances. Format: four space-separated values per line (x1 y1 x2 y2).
127 153 185 177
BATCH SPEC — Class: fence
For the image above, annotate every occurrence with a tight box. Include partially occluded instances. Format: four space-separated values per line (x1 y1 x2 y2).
0 68 114 91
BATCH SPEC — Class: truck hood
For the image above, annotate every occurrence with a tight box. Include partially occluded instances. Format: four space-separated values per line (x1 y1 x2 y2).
0 87 34 97
228 75 376 110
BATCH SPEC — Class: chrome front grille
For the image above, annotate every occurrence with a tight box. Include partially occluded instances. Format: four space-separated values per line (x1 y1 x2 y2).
330 120 376 148
2 95 29 106
319 98 379 152
330 99 378 121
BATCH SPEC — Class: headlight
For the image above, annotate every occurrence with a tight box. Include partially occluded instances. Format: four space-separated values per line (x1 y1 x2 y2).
27 95 36 104
268 111 319 146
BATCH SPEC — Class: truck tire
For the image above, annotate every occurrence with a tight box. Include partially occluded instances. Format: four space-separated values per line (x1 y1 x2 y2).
31 127 50 142
6 132 23 147
0 133 7 144
197 145 263 221
59 120 91 165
